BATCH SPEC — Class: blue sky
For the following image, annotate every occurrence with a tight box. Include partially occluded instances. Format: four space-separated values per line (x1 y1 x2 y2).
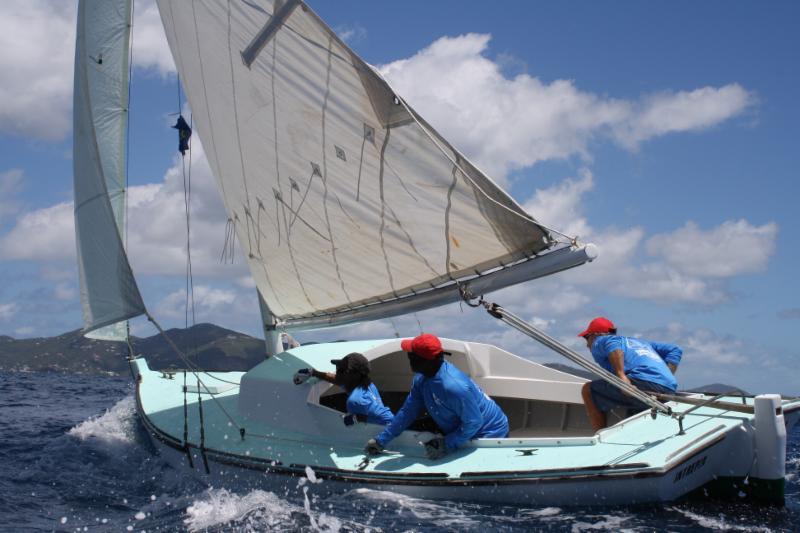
0 0 798 393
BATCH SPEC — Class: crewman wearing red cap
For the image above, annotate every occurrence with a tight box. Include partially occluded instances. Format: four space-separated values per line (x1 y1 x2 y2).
578 317 683 431
364 333 508 460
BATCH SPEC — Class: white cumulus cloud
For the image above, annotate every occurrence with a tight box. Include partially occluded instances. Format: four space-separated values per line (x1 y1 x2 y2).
0 0 76 140
155 285 238 319
522 170 776 305
132 0 175 76
646 220 777 278
0 201 75 261
614 85 755 149
0 139 244 279
0 303 18 321
379 34 754 183
0 0 173 142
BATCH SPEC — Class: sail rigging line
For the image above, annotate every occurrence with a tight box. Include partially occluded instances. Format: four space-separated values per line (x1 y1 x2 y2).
274 190 329 241
182 370 195 468
288 167 318 232
196 375 211 474
388 317 400 338
146 318 371 451
185 1 229 210
470 297 672 416
180 112 200 364
413 313 424 335
146 312 245 429
391 95 575 244
143 317 364 449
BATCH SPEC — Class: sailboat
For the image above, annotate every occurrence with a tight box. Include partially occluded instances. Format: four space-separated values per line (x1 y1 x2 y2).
74 0 800 505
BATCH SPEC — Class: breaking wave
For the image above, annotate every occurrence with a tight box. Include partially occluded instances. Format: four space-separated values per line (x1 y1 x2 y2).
68 395 136 444
184 488 348 532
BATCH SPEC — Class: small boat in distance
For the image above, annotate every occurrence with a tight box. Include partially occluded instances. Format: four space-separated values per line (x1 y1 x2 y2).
73 0 799 505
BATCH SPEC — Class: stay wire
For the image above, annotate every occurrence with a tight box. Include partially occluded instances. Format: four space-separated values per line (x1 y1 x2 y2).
176 114 232 385
147 313 243 431
182 115 197 334
147 313 378 452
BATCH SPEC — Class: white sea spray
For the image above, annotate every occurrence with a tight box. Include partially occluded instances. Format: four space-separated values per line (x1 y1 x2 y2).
352 488 481 528
670 507 773 531
68 395 135 444
183 487 344 532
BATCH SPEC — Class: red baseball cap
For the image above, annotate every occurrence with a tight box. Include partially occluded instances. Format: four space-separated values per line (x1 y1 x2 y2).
577 317 616 338
401 333 447 360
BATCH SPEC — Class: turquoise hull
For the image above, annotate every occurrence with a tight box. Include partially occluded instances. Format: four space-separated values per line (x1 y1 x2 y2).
132 339 800 505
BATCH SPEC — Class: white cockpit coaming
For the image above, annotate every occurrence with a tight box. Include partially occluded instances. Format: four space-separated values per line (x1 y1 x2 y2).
238 339 624 440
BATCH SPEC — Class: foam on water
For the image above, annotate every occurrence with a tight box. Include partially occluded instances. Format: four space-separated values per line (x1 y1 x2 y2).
184 488 345 532
670 507 773 532
68 395 135 444
352 488 483 528
569 514 632 532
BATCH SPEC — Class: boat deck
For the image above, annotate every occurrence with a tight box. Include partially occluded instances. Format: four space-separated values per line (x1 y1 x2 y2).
130 340 788 484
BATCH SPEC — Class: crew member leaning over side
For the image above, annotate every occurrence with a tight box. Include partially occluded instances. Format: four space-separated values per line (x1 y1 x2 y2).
579 317 683 432
293 352 394 426
364 334 509 461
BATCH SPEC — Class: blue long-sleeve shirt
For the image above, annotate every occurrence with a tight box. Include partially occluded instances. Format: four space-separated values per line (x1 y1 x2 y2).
346 383 394 425
375 361 508 450
591 335 681 391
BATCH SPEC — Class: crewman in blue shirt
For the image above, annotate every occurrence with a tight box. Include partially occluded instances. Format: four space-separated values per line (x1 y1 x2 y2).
578 317 683 431
364 334 508 460
293 352 394 426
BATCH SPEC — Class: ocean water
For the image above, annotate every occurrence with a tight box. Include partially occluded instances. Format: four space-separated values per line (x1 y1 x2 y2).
1 371 798 532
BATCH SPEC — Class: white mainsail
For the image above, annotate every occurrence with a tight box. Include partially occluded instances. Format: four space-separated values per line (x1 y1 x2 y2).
157 0 592 330
73 0 145 339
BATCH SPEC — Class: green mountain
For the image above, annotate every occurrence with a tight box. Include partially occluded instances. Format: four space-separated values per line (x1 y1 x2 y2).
0 323 267 374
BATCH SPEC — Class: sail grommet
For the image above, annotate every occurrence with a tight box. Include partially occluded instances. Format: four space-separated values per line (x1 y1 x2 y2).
363 124 375 144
